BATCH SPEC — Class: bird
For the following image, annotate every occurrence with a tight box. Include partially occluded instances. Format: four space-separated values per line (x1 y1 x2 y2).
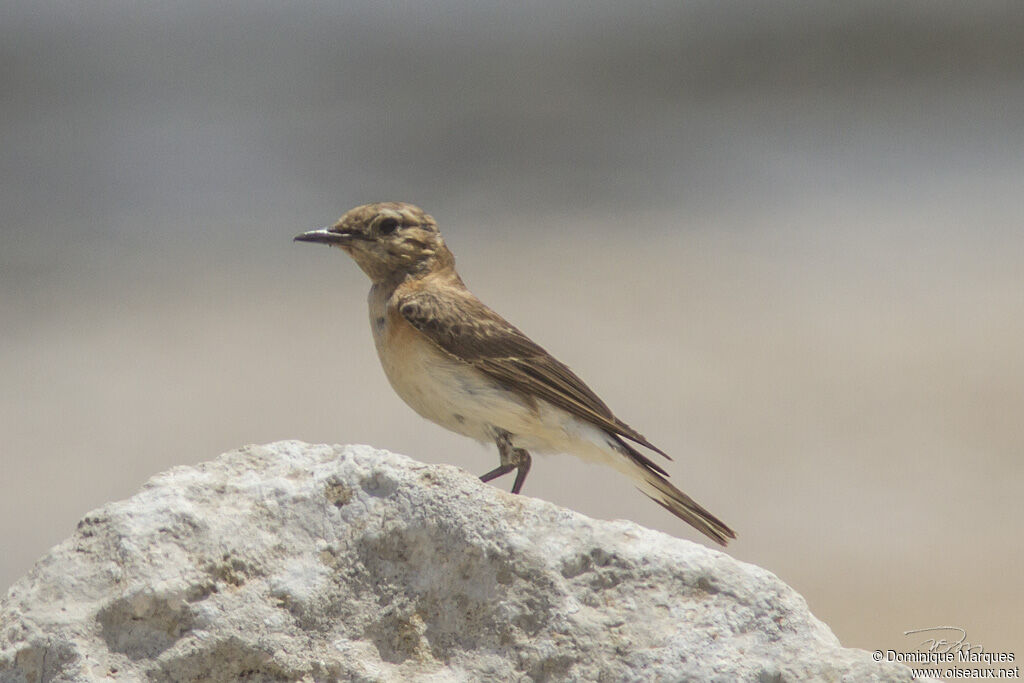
294 202 735 545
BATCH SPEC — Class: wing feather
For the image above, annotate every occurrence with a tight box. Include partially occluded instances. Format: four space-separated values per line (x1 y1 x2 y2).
396 288 670 460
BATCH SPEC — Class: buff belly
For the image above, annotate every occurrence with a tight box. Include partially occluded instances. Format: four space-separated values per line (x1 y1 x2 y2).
367 286 636 475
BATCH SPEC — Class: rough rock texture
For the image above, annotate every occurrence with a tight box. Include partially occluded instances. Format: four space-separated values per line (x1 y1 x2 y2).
0 441 922 682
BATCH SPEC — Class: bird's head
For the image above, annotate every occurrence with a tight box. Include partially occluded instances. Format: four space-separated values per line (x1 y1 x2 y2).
295 202 453 282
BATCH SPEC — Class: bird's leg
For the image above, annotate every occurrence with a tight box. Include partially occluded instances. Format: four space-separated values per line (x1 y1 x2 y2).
509 451 531 494
480 429 532 494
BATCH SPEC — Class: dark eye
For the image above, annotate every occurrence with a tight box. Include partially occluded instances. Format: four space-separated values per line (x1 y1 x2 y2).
378 217 399 235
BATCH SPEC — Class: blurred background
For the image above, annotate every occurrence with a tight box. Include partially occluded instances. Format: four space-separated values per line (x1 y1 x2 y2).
2 0 1022 661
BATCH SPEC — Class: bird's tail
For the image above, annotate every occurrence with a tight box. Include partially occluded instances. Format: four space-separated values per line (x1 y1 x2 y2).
635 470 736 546
588 430 737 546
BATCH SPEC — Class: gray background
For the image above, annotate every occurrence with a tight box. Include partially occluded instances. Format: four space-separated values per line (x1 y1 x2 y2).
3 0 1022 656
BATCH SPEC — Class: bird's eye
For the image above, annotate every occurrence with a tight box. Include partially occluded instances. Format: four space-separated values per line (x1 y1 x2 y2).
378 217 399 235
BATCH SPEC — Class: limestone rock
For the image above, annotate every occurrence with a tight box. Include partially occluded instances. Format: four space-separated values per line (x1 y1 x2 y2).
0 441 922 681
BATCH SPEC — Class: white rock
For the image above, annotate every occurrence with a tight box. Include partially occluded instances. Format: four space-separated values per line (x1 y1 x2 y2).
0 441 925 681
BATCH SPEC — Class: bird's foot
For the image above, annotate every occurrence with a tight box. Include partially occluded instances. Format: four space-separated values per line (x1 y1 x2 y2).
482 430 533 494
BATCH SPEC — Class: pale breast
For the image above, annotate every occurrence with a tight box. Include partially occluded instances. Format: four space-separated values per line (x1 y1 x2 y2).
366 284 542 444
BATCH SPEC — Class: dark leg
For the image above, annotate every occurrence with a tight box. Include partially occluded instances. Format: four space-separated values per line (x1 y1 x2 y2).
479 430 533 494
479 463 515 483
510 453 531 494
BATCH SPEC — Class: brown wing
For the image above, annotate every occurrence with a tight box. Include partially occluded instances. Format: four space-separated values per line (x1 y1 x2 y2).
396 286 671 463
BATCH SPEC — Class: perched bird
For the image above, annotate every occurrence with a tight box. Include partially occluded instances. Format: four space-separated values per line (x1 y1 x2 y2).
295 202 735 545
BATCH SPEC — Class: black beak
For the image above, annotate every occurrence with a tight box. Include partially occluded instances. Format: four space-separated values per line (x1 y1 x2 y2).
294 227 363 245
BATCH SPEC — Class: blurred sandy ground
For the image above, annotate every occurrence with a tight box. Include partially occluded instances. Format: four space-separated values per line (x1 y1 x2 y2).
2 0 1022 659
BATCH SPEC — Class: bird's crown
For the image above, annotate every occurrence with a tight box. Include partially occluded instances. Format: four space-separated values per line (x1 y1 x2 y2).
334 202 438 236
